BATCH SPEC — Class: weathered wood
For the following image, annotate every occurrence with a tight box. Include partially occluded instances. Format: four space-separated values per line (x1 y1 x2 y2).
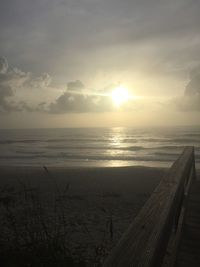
103 146 195 267
163 166 194 267
176 180 200 266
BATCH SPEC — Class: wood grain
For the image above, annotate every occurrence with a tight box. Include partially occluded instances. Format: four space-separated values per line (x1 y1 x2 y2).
103 147 195 267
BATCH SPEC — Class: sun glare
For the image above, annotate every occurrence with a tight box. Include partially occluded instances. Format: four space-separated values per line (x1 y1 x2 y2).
111 86 130 106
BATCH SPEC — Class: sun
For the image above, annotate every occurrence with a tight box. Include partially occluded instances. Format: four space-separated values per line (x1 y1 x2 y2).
111 86 130 106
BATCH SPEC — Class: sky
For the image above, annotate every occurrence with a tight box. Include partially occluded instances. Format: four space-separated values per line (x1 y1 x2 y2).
0 0 200 128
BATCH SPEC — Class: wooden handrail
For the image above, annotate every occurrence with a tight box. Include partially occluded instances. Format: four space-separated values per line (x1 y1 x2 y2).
103 146 196 267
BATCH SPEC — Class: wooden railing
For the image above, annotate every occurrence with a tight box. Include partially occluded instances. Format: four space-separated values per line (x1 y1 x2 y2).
103 146 196 267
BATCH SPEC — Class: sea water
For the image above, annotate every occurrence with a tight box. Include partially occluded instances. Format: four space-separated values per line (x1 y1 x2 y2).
0 126 200 169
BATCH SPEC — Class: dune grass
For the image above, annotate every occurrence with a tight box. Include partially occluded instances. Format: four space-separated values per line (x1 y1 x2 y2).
0 168 114 266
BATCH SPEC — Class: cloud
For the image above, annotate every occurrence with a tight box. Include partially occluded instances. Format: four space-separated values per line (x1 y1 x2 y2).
0 57 20 112
0 57 149 114
175 67 200 111
28 73 51 88
0 57 119 114
0 57 8 74
67 80 84 91
1 57 127 114
0 84 15 113
49 80 113 113
0 56 52 113
184 68 200 96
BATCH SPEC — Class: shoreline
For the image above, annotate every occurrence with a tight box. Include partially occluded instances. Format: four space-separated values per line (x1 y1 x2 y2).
0 160 172 168
0 165 167 189
0 164 199 171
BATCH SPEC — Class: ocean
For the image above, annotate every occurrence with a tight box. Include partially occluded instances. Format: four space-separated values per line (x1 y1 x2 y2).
0 126 200 169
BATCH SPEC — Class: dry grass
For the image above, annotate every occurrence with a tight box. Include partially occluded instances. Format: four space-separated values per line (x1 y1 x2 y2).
0 168 113 267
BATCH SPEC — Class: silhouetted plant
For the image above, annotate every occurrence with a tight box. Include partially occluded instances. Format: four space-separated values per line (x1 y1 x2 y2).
0 168 113 266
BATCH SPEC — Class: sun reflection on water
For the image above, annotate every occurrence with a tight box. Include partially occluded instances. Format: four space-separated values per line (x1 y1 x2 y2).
107 128 127 157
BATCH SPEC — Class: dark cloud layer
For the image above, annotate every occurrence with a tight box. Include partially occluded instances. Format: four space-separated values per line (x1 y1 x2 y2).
1 0 200 77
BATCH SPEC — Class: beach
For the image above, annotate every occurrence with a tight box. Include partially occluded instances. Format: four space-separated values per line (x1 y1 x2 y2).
0 165 166 265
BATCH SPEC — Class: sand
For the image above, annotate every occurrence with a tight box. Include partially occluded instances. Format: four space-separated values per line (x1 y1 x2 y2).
0 166 166 264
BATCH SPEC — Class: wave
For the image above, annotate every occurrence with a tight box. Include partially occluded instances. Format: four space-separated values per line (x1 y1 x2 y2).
137 138 200 143
46 145 145 151
1 127 200 168
0 138 109 145
168 138 200 143
0 154 179 162
16 151 45 155
182 133 200 137
154 145 184 150
1 137 200 146
46 138 107 143
153 152 180 157
45 144 200 152
0 140 40 145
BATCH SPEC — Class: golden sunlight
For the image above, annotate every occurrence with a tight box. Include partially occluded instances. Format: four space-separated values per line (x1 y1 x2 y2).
111 86 130 106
